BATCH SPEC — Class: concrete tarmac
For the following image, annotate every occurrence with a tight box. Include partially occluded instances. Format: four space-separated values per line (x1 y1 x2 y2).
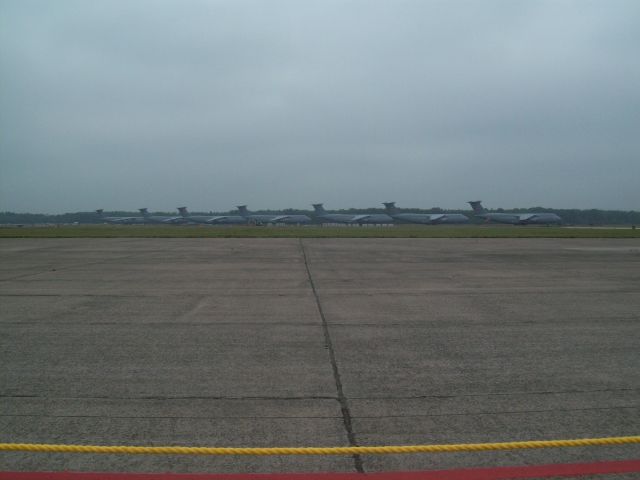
1 238 639 474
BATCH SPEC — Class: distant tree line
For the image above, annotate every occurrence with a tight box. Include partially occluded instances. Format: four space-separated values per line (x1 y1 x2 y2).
1 207 639 226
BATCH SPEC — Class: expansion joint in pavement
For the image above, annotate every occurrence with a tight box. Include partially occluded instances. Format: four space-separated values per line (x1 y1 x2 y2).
0 394 337 401
298 239 364 474
0 253 143 283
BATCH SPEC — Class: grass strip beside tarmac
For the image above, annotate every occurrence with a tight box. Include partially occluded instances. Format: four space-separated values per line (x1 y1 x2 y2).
0 225 639 238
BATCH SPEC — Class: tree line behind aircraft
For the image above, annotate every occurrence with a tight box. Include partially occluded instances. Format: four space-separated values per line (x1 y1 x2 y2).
97 202 563 226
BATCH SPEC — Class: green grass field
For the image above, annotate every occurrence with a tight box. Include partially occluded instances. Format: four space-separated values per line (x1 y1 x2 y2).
1 225 639 238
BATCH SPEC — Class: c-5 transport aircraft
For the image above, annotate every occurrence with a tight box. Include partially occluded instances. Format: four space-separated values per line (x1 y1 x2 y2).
96 209 143 224
236 205 311 225
138 208 188 224
383 202 469 224
468 201 562 225
312 204 357 224
177 207 246 225
312 204 393 224
347 212 394 224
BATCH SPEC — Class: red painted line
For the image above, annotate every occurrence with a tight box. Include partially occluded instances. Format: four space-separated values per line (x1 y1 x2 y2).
2 459 640 480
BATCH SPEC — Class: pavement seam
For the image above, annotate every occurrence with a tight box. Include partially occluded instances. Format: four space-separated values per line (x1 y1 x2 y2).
348 387 640 399
0 321 324 326
350 405 640 418
299 238 364 474
2 289 639 297
5 405 640 420
3 387 639 401
0 253 144 283
1 414 345 419
0 395 337 400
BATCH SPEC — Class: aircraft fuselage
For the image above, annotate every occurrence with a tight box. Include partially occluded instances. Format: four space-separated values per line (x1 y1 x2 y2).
478 213 562 225
349 214 394 224
143 216 187 224
315 214 357 224
390 213 469 225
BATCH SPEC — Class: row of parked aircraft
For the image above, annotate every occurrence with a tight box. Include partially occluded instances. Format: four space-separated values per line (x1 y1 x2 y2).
97 202 563 226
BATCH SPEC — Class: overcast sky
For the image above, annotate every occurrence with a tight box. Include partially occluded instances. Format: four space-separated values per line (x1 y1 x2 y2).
1 0 639 213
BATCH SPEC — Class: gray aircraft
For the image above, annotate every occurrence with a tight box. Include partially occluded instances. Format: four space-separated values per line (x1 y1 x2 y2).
312 203 393 224
348 212 394 225
138 208 188 225
177 207 246 225
236 205 311 225
468 201 562 225
383 202 469 224
96 209 143 224
312 204 358 224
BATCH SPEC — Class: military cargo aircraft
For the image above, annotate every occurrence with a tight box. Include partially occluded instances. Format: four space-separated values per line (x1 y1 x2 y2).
138 208 188 224
383 202 469 224
177 207 246 225
236 205 311 225
312 204 393 224
347 212 394 224
312 204 357 224
96 209 143 224
468 201 562 225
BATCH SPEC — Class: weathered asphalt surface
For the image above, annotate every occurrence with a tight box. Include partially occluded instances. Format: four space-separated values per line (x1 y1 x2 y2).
1 238 639 475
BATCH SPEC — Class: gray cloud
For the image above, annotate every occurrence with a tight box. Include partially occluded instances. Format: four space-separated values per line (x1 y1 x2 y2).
1 0 639 213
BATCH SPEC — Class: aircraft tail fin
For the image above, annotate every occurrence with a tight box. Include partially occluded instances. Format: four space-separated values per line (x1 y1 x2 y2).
468 201 485 214
312 203 326 214
383 202 397 214
96 209 105 217
236 205 249 216
139 208 150 217
177 206 189 217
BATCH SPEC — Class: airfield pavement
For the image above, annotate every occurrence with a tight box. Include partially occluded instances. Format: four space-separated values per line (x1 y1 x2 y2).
1 237 639 476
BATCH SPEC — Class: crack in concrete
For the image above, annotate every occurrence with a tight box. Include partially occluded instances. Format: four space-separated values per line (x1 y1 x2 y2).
0 394 337 401
4 405 638 421
0 292 311 298
2 319 639 327
351 405 640 419
0 253 143 283
2 289 638 297
1 414 343 420
348 387 640 400
0 321 322 326
299 239 364 473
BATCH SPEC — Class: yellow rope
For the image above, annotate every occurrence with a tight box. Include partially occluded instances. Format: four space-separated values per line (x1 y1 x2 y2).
1 436 639 456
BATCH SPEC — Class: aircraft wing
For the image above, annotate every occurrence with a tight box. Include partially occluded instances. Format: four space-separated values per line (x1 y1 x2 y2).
113 217 138 223
270 215 292 222
349 215 372 223
163 216 186 224
207 216 232 224
518 214 538 222
428 214 446 223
